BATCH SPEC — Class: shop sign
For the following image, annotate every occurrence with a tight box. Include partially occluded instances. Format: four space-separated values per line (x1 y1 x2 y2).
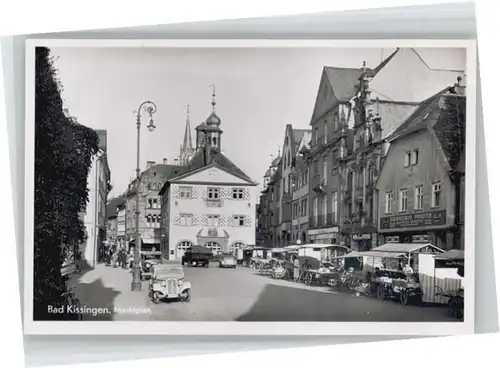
352 233 371 240
308 227 339 236
380 210 447 230
435 258 464 268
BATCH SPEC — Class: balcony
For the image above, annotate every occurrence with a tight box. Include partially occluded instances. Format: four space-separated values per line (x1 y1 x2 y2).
312 175 327 193
204 198 223 208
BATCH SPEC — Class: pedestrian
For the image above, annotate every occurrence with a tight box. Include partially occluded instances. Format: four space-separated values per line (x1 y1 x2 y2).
403 262 413 275
293 256 300 282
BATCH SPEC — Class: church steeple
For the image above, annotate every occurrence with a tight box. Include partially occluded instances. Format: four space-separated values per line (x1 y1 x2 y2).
181 104 193 151
179 104 195 166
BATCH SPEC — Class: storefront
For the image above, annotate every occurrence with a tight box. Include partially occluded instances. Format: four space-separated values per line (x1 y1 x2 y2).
352 233 376 252
379 210 455 250
307 226 340 245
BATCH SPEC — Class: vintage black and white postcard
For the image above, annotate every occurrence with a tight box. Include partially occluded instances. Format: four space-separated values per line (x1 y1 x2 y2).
24 39 476 335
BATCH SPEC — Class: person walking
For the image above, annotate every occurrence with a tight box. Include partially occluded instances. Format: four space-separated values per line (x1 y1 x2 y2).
293 256 300 282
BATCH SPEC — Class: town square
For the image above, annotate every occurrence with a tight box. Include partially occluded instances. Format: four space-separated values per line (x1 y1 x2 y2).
33 45 466 322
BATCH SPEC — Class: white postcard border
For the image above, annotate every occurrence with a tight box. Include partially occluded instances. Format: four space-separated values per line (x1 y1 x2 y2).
23 38 477 335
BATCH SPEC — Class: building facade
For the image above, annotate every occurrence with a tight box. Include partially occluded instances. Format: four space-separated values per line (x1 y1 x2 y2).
291 131 312 245
82 133 111 267
116 199 127 249
106 195 126 249
126 160 186 252
376 84 466 250
306 48 464 249
159 93 258 259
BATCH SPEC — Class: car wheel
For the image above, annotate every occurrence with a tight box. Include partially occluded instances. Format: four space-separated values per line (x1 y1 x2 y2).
152 292 160 304
180 289 191 303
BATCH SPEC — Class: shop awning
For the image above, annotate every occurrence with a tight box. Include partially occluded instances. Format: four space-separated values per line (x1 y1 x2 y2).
435 249 464 260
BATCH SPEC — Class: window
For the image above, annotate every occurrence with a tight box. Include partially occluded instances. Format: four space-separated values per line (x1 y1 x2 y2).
357 167 364 188
411 149 419 165
153 198 159 209
324 120 328 144
207 215 220 227
399 189 408 212
347 171 353 190
179 186 192 199
415 186 424 210
314 127 319 144
232 215 245 227
323 159 328 183
301 198 308 217
232 188 244 199
146 215 152 228
208 187 220 199
148 199 153 208
293 201 299 219
332 191 338 223
180 214 193 226
432 182 442 207
313 197 318 225
333 113 339 131
385 191 394 213
304 169 309 185
404 151 411 167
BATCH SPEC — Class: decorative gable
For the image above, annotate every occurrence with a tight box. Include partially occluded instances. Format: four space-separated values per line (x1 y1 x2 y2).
311 69 336 123
174 165 253 185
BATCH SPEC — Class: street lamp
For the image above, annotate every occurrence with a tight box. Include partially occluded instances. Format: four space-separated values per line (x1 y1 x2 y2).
131 100 157 292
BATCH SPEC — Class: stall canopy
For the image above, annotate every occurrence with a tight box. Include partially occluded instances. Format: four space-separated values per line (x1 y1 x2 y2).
284 245 302 250
300 243 349 249
339 243 444 259
435 249 464 260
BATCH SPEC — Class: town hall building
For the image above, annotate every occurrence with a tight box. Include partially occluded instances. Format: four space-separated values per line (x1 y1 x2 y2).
159 90 259 260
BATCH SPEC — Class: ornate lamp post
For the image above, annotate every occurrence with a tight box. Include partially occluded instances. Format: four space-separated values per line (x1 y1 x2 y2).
131 100 157 292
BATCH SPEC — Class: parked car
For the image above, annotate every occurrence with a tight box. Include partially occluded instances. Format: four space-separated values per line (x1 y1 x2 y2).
140 251 162 280
182 245 213 267
149 261 191 303
219 253 237 268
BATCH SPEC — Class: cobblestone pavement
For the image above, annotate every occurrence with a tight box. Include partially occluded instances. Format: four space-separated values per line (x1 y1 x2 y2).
70 263 455 322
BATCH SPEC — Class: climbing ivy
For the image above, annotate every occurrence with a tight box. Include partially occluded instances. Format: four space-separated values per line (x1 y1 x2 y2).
34 47 99 320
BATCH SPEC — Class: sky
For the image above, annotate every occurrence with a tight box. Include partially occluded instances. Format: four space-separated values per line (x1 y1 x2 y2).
50 46 466 197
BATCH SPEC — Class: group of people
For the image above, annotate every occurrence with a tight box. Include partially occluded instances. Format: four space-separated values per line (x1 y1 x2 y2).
104 246 134 269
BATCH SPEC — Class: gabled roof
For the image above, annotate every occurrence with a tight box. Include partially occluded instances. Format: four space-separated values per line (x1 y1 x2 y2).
186 148 253 182
127 164 188 197
386 86 455 142
159 148 256 195
387 85 466 170
107 195 125 219
324 66 365 102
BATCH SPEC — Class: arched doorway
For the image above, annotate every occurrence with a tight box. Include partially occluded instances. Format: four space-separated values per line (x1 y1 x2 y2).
205 241 221 256
176 241 193 259
231 242 245 255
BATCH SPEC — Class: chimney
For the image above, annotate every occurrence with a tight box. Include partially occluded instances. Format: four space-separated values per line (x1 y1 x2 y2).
174 158 179 166
163 158 168 164
146 161 155 169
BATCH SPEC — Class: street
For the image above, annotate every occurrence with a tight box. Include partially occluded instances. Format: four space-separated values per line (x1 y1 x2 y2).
70 263 455 322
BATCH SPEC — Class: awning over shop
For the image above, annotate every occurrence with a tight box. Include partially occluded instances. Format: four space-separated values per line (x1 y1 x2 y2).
435 249 464 260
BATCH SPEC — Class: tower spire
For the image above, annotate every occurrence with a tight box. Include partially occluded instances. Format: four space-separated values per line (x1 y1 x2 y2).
210 84 216 112
181 104 193 151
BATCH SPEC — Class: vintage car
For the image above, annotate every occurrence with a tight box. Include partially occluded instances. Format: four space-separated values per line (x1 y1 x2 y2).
149 262 191 303
371 269 423 306
140 251 162 280
219 253 237 268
